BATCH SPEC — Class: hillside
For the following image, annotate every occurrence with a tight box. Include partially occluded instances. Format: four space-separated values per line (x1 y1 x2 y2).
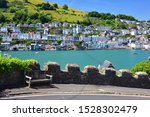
0 0 139 29
0 0 87 23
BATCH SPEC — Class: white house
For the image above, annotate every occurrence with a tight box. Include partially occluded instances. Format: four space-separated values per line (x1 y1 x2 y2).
121 29 130 35
2 35 12 42
107 41 119 49
0 27 8 33
1 42 10 50
130 29 138 36
44 28 49 34
96 26 111 31
143 44 150 50
63 29 73 35
42 34 48 40
129 42 143 49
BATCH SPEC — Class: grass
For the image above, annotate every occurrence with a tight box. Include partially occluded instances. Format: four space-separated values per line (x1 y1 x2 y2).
2 0 87 23
28 0 44 4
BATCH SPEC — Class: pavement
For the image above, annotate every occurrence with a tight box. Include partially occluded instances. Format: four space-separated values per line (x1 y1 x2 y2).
1 84 150 99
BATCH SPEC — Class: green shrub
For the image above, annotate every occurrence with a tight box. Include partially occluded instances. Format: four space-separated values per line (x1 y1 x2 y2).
0 56 37 74
131 60 150 77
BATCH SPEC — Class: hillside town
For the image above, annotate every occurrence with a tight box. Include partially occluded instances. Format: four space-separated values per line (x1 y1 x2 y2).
0 19 150 51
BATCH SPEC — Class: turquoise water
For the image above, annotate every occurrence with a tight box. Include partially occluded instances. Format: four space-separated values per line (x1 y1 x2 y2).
1 50 150 70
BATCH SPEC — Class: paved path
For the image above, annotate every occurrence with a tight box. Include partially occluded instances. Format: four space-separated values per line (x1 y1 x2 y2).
1 84 150 100
2 94 150 100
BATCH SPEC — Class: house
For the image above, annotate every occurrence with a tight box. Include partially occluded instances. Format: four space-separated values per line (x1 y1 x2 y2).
1 42 10 50
76 25 82 34
44 28 49 34
11 27 21 33
2 34 12 42
143 44 150 50
63 29 73 35
48 35 62 41
10 44 27 51
23 24 29 27
60 40 74 47
32 33 41 40
29 24 35 27
129 42 143 49
107 41 119 49
63 22 69 27
0 27 8 33
43 23 49 27
35 23 42 28
42 34 48 40
96 26 111 31
121 30 130 35
30 44 45 51
130 29 138 36
17 33 29 40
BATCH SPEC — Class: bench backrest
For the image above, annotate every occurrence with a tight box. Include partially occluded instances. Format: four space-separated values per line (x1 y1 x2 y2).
26 71 46 80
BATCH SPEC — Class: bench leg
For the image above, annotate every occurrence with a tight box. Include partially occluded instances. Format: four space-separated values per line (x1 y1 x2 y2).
28 80 31 88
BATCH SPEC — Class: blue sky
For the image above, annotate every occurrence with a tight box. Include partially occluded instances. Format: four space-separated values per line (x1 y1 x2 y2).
46 0 150 20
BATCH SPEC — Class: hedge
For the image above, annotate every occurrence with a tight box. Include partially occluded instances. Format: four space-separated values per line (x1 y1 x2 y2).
131 60 150 77
0 55 37 74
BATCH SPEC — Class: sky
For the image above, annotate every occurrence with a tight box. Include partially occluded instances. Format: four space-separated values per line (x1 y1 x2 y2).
46 0 150 21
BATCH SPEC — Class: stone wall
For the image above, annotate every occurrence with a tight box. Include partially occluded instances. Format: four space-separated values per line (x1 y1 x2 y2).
44 62 150 89
0 63 41 90
1 62 150 89
0 71 25 89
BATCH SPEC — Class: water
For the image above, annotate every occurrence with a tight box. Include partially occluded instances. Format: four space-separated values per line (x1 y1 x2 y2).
1 50 150 70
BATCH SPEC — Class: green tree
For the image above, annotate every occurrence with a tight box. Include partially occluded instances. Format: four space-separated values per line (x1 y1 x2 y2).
82 18 92 26
24 0 28 3
0 36 2 44
57 40 62 45
63 4 68 10
116 14 137 21
0 0 7 8
0 13 5 23
53 3 58 8
38 3 54 10
39 14 52 23
29 13 39 20
13 10 28 22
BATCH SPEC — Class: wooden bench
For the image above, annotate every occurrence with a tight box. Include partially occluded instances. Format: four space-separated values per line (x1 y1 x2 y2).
25 71 53 88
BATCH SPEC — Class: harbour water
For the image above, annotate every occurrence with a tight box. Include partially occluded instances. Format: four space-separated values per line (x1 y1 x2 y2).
1 49 150 70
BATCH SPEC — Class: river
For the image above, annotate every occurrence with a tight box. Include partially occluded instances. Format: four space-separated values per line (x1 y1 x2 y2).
1 49 150 70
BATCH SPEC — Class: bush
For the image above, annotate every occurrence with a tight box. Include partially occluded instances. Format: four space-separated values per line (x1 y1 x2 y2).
0 13 5 23
131 60 150 77
53 3 58 8
0 56 38 74
9 7 18 13
63 4 68 10
38 3 54 10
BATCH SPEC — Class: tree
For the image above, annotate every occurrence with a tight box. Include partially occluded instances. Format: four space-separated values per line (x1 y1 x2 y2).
29 13 39 20
38 3 54 10
53 3 58 8
116 14 137 21
24 0 28 3
0 14 5 23
39 14 52 24
63 4 68 10
13 10 28 22
82 18 92 26
0 36 2 44
0 0 7 8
